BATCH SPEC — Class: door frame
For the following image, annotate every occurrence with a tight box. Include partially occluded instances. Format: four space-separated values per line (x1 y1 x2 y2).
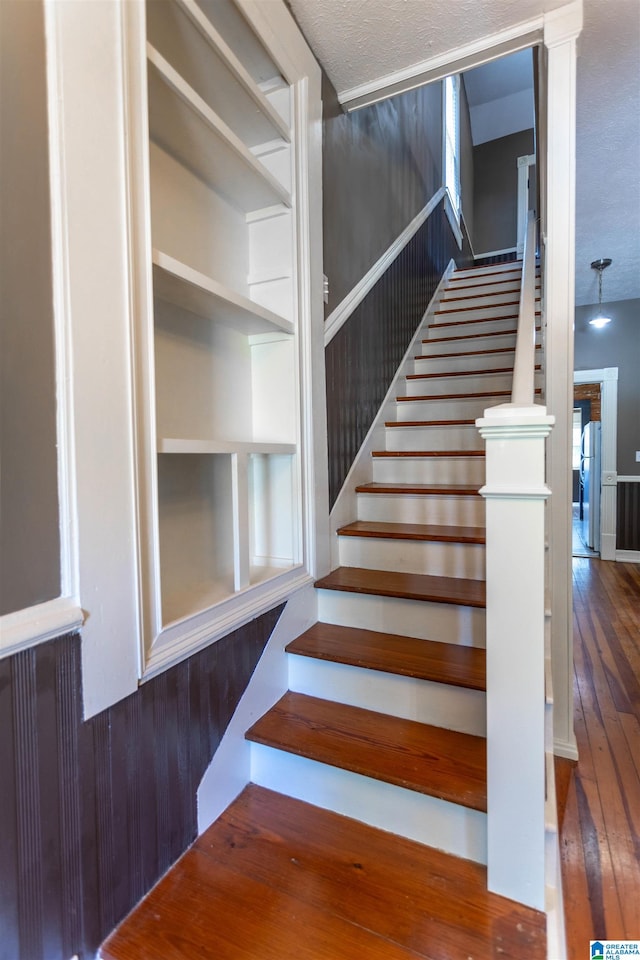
573 367 618 560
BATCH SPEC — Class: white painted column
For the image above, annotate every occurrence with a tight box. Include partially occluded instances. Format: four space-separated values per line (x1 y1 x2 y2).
543 0 583 761
477 404 554 911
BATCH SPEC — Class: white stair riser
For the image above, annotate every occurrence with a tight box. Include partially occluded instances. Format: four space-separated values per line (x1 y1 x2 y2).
414 352 515 375
443 279 539 298
288 655 487 736
417 328 541 362
420 332 519 355
429 316 526 337
338 534 486 579
317 587 486 646
357 492 484 526
438 291 537 311
372 455 485 485
395 396 504 421
405 372 514 395
250 743 487 863
451 264 523 281
432 301 523 324
385 424 483 451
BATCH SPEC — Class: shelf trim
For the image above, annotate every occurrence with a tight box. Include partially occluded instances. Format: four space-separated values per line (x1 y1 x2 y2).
157 438 297 455
174 0 291 144
152 249 294 335
147 43 292 211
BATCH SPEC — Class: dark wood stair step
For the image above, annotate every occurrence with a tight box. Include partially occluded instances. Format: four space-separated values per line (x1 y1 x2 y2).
372 448 485 457
430 312 540 329
337 520 485 544
356 481 482 496
407 365 539 380
314 566 486 608
246 692 487 811
384 418 476 427
416 344 541 360
286 621 486 690
444 277 540 292
397 389 541 401
435 299 523 315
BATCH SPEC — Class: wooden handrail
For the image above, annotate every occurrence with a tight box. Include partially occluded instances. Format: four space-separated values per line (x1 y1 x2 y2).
511 210 538 406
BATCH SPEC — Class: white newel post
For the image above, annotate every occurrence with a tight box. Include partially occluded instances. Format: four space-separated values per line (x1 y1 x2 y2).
477 404 554 911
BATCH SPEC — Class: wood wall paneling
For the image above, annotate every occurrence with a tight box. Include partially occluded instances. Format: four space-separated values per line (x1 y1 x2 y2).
325 201 460 507
0 605 283 960
617 482 640 551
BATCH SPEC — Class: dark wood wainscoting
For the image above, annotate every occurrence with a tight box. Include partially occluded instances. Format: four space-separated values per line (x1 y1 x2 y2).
617 481 640 551
0 605 283 960
325 201 462 508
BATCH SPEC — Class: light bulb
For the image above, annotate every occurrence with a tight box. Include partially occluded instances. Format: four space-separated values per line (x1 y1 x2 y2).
589 315 612 328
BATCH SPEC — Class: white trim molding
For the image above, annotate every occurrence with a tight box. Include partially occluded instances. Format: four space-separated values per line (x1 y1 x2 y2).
544 0 583 767
474 246 517 260
574 367 618 561
324 188 445 345
0 598 84 660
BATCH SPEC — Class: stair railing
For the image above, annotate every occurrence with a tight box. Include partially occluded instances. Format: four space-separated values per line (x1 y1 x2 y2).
511 210 538 406
475 205 555 911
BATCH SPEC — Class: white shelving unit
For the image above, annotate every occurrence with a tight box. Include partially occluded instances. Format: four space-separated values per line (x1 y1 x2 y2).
135 0 312 665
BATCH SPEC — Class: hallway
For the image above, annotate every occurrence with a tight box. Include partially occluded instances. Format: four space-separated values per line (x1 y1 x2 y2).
558 558 640 958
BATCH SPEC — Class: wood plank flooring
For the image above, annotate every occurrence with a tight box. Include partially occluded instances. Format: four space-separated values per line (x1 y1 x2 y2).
558 558 640 959
102 785 545 960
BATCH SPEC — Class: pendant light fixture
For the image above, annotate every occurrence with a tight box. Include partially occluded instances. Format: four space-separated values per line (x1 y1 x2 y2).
589 258 612 327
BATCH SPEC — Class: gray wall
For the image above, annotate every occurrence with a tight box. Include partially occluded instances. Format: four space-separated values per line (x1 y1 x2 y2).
575 298 640 476
473 128 534 255
322 73 443 314
0 0 60 615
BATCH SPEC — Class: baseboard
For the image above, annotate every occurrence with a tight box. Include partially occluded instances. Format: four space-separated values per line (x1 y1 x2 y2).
196 582 318 833
473 246 518 260
616 549 640 563
324 188 446 346
328 259 457 569
553 737 579 761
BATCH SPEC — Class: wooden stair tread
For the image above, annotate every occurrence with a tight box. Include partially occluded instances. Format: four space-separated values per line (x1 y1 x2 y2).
314 566 486 608
199 786 546 959
385 418 476 427
101 837 420 960
423 328 539 344
337 520 485 543
434 300 522 314
246 692 487 811
416 344 541 360
430 312 540 329
398 390 509 401
397 389 541 401
356 481 482 495
286 621 486 690
407 365 539 380
372 449 485 458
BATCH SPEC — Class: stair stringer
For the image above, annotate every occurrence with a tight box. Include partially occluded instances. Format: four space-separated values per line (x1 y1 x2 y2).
329 258 456 569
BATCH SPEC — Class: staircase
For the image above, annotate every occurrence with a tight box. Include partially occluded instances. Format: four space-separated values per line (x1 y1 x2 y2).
101 262 547 959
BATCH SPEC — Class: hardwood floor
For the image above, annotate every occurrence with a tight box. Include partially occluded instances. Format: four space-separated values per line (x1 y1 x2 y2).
558 558 640 958
101 785 545 960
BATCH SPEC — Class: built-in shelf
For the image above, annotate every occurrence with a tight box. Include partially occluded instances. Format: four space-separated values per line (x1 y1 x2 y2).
152 250 294 335
158 438 296 455
147 45 291 213
161 562 299 626
149 0 291 148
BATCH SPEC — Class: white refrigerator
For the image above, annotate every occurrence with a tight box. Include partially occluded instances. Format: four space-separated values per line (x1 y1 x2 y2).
579 421 601 552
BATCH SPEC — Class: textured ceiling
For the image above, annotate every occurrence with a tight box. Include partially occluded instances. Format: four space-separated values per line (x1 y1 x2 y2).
289 0 640 307
574 0 640 306
288 0 567 97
